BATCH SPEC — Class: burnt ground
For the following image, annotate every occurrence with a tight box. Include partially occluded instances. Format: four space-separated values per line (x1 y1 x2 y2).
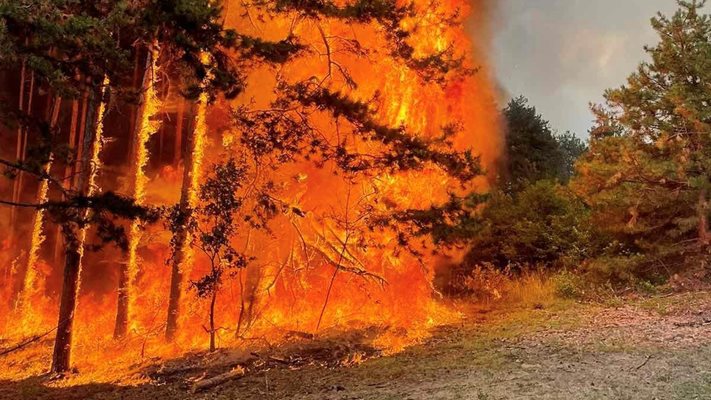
3 292 711 399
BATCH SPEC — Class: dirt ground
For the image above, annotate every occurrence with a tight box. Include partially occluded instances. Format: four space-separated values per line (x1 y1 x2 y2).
3 292 711 399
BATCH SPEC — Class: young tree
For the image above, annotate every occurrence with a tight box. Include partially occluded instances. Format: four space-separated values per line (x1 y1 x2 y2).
463 181 592 271
179 159 250 352
574 0 711 264
555 131 587 182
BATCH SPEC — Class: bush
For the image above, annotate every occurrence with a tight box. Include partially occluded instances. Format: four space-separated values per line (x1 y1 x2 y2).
459 263 556 307
463 180 593 271
552 270 587 300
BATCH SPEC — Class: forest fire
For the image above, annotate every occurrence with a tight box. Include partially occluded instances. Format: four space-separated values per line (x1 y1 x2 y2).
0 0 500 384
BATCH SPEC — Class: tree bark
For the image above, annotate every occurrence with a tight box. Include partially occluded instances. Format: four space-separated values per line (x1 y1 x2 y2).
115 48 159 339
53 95 81 265
12 71 35 223
190 367 245 393
209 288 217 352
165 103 196 341
113 261 130 338
51 86 101 374
17 96 62 312
166 53 209 341
10 59 26 231
10 69 33 230
173 98 185 166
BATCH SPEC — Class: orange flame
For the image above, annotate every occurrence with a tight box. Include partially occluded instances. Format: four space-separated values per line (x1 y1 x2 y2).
0 0 501 381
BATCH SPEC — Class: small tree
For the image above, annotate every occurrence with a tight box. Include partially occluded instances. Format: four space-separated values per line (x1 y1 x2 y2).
179 159 250 352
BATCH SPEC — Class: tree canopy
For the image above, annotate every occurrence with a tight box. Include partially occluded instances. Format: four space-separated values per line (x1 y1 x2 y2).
574 0 711 270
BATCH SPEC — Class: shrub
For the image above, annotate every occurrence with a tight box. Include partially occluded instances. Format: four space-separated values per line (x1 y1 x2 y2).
552 270 587 300
463 181 593 271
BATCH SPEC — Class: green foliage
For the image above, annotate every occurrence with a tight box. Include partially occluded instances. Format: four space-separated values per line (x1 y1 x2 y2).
556 131 587 182
500 97 586 193
574 0 711 271
464 181 592 270
0 0 302 101
552 270 587 300
180 159 252 297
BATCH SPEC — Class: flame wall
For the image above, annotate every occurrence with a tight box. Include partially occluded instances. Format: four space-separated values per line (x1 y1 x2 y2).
0 0 502 374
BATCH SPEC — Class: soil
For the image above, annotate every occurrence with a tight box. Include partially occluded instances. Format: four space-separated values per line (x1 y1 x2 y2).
3 291 711 399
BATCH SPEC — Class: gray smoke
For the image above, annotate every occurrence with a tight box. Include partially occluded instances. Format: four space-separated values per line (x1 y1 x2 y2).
492 0 678 138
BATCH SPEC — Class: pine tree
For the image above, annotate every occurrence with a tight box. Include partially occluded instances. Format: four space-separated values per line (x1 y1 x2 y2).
574 0 711 265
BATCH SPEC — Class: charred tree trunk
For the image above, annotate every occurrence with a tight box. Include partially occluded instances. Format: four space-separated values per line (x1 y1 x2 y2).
113 262 130 338
166 53 208 342
115 48 160 339
10 60 26 231
10 68 32 230
173 98 185 166
51 84 103 374
53 95 81 265
209 287 217 352
16 95 62 312
51 228 83 374
12 71 35 222
165 106 193 341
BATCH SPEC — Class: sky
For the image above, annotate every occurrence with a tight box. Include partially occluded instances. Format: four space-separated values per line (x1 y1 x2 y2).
491 0 679 137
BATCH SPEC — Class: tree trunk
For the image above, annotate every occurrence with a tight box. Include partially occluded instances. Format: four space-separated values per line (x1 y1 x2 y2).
10 59 26 232
51 230 83 374
72 91 89 190
173 98 185 166
12 71 35 221
115 47 160 339
113 262 130 338
165 53 209 341
209 288 217 352
10 69 33 230
17 96 62 312
166 97 207 341
51 79 109 374
127 50 142 165
165 113 193 341
51 89 97 374
53 96 81 265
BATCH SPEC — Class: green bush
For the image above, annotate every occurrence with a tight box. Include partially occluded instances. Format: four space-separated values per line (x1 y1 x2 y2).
552 270 587 300
464 180 593 270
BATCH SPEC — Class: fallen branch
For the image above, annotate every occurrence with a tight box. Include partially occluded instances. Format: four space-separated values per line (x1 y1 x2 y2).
190 366 246 393
268 355 290 365
633 355 652 371
307 244 387 286
0 327 57 357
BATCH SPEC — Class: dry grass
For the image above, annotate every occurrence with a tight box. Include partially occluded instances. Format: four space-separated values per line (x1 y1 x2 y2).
461 265 557 309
